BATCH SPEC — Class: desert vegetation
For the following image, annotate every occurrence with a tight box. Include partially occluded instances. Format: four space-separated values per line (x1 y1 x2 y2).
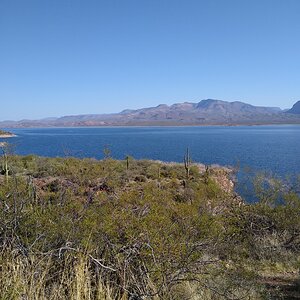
0 150 300 299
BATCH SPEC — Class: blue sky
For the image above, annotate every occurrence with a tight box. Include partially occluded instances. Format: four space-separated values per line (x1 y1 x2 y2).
1 0 300 120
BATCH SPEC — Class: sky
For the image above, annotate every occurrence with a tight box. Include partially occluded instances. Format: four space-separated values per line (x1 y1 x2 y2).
0 0 300 120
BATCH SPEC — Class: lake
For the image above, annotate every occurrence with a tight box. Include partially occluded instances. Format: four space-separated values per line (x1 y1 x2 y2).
1 125 300 200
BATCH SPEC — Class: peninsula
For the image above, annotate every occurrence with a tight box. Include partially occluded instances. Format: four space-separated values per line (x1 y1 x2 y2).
0 130 15 138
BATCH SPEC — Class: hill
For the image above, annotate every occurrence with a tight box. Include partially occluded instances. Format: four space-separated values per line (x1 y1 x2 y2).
287 101 300 114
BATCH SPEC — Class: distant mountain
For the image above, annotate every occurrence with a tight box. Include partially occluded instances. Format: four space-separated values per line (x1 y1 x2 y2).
1 99 300 127
287 101 300 114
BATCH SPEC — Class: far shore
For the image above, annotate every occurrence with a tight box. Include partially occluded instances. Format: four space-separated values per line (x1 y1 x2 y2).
2 123 300 130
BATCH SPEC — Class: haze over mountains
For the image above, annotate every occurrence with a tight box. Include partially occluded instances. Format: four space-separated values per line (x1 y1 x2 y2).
1 99 300 127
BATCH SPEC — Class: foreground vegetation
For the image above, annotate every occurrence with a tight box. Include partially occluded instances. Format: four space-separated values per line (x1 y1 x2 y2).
0 151 300 299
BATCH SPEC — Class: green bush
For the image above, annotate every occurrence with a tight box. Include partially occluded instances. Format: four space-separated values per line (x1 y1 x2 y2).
0 155 299 299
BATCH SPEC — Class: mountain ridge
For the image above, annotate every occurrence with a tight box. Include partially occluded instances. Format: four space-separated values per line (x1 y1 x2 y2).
1 99 300 127
287 101 300 114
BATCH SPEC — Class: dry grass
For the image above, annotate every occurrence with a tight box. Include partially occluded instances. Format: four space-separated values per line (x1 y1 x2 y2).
0 251 123 300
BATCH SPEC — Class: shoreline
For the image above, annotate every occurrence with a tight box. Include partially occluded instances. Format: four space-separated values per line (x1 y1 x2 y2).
0 134 16 138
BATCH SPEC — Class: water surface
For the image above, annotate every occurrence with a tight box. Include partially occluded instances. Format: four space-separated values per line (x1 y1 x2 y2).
2 125 300 200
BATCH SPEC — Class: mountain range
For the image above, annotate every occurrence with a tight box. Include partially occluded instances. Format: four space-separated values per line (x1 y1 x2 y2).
1 99 300 127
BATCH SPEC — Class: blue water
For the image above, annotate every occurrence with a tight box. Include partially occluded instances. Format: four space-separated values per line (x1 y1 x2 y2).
1 126 300 200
